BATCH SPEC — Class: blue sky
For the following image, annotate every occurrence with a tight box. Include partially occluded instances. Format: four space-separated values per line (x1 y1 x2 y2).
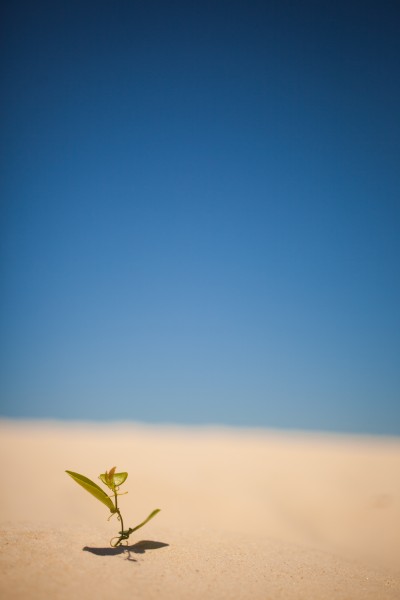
1 1 399 434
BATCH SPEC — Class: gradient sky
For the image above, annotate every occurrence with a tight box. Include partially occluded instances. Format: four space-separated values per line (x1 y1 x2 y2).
1 1 399 434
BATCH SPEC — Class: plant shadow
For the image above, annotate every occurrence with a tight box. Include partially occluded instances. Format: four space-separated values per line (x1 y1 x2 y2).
83 540 169 562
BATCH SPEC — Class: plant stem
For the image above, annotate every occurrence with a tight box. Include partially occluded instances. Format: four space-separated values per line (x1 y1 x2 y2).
114 489 124 534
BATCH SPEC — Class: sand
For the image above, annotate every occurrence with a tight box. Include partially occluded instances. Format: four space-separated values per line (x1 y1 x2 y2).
0 419 399 599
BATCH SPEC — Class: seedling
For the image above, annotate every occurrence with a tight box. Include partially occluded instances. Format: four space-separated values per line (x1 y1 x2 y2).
66 467 160 547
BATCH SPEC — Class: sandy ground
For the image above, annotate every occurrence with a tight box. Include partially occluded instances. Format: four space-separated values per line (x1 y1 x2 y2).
0 419 399 599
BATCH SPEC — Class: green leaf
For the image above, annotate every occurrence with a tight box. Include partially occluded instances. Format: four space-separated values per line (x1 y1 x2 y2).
113 472 128 487
66 470 116 513
99 473 111 488
127 509 160 535
99 470 128 489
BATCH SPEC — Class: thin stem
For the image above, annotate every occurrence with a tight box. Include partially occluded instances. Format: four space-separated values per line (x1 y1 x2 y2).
114 488 125 534
109 487 128 546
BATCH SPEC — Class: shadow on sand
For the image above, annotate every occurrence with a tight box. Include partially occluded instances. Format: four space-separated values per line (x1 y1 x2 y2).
83 540 169 562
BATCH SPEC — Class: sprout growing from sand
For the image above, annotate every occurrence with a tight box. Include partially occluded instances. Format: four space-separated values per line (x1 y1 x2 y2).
66 467 160 547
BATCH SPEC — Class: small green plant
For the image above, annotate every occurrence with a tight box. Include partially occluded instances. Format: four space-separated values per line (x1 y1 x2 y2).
66 467 160 547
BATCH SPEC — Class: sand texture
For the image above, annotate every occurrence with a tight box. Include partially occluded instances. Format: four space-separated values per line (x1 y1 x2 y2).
0 420 399 599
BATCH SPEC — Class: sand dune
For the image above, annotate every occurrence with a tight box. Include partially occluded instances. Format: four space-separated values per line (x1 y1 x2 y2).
0 419 399 599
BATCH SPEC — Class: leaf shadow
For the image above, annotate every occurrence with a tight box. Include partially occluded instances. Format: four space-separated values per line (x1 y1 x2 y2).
83 540 169 562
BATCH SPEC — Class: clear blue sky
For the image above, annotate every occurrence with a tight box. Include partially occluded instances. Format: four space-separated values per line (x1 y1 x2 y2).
1 1 399 434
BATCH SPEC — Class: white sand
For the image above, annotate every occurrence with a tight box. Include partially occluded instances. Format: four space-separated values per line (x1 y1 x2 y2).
0 419 399 599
